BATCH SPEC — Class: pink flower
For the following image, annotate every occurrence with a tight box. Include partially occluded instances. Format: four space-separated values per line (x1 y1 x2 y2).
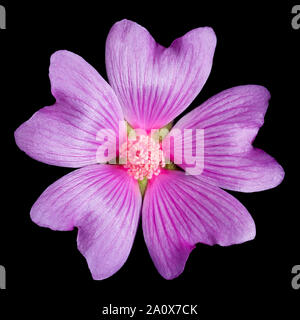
14 19 284 280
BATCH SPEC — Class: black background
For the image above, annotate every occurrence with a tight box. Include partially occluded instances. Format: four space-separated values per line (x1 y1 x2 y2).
0 1 299 318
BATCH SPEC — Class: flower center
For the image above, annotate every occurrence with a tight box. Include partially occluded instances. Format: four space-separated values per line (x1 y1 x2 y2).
120 134 165 180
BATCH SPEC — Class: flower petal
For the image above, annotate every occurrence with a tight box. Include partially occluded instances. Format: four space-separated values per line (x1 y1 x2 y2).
169 85 284 192
15 50 124 168
30 164 142 280
142 169 255 279
105 19 216 131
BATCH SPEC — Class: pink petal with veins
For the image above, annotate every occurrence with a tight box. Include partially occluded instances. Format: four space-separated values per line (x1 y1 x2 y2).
168 85 284 192
143 169 255 279
106 19 216 131
15 50 124 167
31 164 142 280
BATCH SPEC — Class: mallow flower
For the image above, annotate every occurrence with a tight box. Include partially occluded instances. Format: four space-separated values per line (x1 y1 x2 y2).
14 19 284 280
